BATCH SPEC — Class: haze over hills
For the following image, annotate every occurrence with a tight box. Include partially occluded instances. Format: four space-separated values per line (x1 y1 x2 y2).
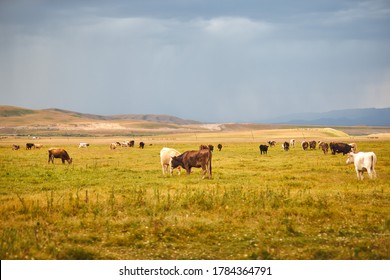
264 108 390 126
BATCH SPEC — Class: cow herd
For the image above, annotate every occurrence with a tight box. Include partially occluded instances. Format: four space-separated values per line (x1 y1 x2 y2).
10 139 377 180
258 140 377 180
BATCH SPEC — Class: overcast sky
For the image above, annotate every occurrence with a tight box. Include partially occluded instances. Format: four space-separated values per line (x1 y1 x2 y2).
0 0 389 122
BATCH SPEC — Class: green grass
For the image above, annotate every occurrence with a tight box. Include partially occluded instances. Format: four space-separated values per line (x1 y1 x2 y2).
0 140 389 260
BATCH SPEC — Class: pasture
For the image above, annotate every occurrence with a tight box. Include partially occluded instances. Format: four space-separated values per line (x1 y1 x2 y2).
0 134 389 260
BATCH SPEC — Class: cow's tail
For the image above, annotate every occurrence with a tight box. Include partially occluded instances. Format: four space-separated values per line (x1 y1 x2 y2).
209 150 212 179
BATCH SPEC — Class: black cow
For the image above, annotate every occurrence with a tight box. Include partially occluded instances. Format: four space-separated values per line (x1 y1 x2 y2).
129 140 135 147
301 141 309 150
171 149 212 179
217 144 223 151
329 142 353 155
309 141 317 150
139 142 145 149
259 144 269 155
282 142 290 151
26 143 34 150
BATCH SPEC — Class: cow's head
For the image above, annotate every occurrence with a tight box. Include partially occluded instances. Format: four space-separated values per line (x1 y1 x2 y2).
346 152 355 164
171 156 182 169
67 158 73 164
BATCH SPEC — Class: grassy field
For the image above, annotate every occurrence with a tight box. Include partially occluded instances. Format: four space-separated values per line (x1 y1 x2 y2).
0 134 389 260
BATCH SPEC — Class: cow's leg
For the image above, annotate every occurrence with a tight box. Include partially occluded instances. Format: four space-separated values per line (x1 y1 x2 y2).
177 166 181 176
61 158 65 164
201 167 206 179
162 164 166 175
372 168 377 179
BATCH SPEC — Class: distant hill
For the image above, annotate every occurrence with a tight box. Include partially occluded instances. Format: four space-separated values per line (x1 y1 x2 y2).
0 106 199 125
266 108 390 126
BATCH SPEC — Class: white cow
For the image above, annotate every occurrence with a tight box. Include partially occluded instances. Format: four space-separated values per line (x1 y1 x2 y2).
110 142 117 150
290 139 295 148
160 147 182 176
79 142 90 148
346 152 377 180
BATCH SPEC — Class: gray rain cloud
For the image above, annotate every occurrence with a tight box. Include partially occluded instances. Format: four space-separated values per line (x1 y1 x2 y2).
0 0 389 122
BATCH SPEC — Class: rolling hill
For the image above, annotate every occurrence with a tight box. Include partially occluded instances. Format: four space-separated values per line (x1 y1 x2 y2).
1 105 389 137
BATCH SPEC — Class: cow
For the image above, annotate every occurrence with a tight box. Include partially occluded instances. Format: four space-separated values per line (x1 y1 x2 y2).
129 140 135 147
78 143 90 148
346 152 377 180
199 144 213 152
259 144 269 155
160 147 182 176
139 142 145 149
268 140 276 147
309 140 317 150
171 149 212 179
12 144 20 150
330 142 353 155
290 139 295 148
110 142 117 150
26 143 34 150
319 142 329 154
301 141 309 150
217 144 223 151
120 141 129 147
282 141 290 151
48 148 72 164
34 144 43 149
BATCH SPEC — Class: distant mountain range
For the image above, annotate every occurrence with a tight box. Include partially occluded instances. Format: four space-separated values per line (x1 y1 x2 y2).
265 108 390 126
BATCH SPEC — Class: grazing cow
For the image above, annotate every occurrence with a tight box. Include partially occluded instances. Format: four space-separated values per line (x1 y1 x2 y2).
217 144 223 151
12 144 20 150
110 142 117 150
171 149 212 179
309 140 317 150
139 142 145 149
268 140 276 147
330 142 353 155
78 143 90 148
282 141 290 151
129 140 135 147
318 142 329 154
26 143 34 150
34 144 43 149
120 141 129 147
301 141 309 150
48 148 72 164
160 147 182 176
259 144 269 155
290 139 295 148
346 152 377 180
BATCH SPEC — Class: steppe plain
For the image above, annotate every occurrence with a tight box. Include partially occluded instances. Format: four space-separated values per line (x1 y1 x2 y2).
0 106 389 259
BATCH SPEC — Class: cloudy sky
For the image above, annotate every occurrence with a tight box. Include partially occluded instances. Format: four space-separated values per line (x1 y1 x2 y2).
1 0 389 122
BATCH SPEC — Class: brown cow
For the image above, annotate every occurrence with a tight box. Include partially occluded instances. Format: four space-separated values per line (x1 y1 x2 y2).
319 142 329 154
171 149 212 179
48 148 72 164
12 144 20 150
